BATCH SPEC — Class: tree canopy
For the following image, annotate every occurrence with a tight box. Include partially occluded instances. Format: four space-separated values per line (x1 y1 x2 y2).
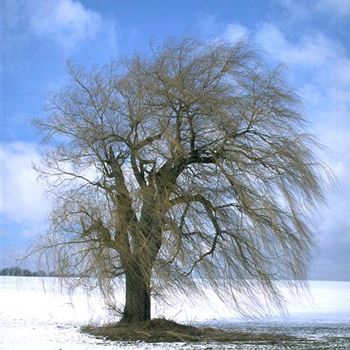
33 38 329 322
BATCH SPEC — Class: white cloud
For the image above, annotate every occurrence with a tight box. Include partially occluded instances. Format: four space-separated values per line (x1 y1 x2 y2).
277 0 350 19
255 24 343 67
316 0 350 17
0 141 104 239
0 142 49 226
196 16 249 45
222 24 249 43
4 0 114 51
277 0 310 16
334 58 350 88
28 0 102 49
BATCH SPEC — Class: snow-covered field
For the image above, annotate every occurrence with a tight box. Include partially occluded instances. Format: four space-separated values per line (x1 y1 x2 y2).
1 277 350 349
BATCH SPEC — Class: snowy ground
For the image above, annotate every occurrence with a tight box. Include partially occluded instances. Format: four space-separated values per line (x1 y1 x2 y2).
1 277 350 349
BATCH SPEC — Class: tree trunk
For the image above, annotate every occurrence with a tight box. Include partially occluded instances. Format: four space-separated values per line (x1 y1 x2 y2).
121 262 151 323
120 203 162 323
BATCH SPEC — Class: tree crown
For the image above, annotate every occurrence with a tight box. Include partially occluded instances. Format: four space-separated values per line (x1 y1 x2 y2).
33 38 330 315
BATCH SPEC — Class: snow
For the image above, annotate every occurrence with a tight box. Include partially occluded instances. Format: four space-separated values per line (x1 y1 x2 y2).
1 277 350 349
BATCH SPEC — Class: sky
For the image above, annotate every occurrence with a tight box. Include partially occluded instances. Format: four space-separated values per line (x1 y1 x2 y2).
1 0 349 280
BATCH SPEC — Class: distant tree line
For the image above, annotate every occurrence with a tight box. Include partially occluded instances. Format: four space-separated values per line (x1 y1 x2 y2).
0 266 60 277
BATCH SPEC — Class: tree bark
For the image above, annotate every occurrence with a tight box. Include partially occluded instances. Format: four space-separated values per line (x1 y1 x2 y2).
120 194 163 323
121 261 152 323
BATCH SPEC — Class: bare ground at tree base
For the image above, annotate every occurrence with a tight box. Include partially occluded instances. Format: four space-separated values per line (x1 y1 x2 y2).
81 318 298 343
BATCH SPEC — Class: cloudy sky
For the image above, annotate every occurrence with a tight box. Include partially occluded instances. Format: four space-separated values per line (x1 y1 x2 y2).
1 0 349 280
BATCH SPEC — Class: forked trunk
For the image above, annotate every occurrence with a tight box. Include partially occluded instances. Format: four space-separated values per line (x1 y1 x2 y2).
121 263 151 323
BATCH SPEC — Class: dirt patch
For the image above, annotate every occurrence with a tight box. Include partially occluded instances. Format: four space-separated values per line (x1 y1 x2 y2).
82 318 298 343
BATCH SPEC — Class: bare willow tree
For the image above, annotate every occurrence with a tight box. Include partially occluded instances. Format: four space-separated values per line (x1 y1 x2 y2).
33 38 329 323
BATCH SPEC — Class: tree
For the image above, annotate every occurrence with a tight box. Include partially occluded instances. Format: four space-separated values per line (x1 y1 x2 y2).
33 38 329 323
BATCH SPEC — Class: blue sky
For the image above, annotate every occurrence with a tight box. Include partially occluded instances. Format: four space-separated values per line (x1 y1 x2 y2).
1 0 350 280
